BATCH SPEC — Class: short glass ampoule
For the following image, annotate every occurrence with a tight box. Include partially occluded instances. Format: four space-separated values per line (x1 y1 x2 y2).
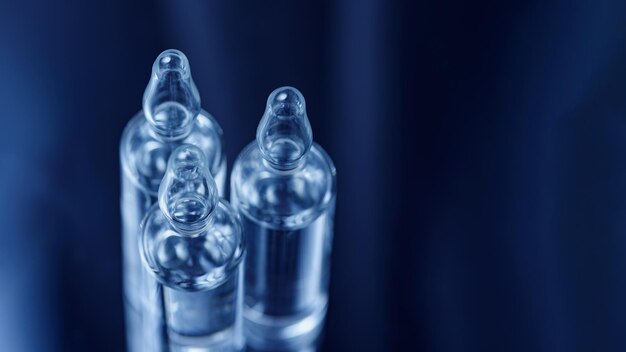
141 144 245 352
119 49 227 352
230 87 337 350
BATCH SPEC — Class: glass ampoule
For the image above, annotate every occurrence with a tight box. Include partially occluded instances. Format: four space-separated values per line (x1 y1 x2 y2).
230 87 337 350
120 49 226 352
140 145 245 352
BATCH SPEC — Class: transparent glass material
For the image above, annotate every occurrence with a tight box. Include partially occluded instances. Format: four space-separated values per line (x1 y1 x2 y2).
120 49 226 352
230 87 337 350
140 145 245 352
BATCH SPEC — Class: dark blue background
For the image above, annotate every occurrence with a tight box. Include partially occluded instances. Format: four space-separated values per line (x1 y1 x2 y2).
1 0 626 351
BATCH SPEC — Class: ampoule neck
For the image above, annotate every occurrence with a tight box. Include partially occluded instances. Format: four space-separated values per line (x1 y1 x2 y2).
169 210 215 236
145 119 193 141
261 152 308 172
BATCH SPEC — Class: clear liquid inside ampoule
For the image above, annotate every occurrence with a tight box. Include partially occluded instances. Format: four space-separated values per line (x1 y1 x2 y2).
240 201 335 348
164 269 244 352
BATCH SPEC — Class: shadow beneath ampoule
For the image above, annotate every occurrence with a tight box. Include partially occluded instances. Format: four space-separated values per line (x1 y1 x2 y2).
245 328 324 352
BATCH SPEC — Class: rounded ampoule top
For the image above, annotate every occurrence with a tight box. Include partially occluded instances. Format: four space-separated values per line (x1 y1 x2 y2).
231 87 336 229
143 49 200 138
141 145 244 291
120 49 226 196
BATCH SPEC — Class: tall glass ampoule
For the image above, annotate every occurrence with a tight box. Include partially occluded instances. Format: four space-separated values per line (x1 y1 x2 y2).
120 49 226 352
140 144 245 352
230 87 337 350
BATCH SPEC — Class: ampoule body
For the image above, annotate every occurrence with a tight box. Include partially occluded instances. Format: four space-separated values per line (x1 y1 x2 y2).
230 87 337 350
120 49 226 351
140 144 245 352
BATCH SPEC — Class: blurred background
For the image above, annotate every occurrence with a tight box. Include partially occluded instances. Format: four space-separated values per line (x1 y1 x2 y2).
1 0 626 351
